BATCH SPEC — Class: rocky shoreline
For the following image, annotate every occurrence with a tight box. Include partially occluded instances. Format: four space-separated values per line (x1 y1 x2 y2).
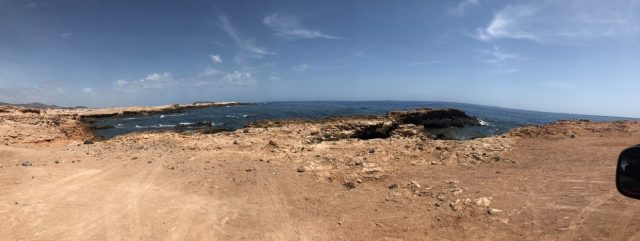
1 104 640 240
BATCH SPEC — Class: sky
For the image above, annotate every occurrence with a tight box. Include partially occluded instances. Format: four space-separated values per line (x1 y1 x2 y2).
0 0 639 117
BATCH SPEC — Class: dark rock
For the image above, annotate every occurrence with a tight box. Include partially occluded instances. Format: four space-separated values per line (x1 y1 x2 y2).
388 184 399 189
297 165 306 173
343 181 356 189
21 161 32 167
348 122 398 140
197 127 226 134
83 140 94 145
92 125 114 130
174 121 213 133
268 140 278 147
386 108 480 129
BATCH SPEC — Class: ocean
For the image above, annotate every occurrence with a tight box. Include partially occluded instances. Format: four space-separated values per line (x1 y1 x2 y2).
94 101 634 139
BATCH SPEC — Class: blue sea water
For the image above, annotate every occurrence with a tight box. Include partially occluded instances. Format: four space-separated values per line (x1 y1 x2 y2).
94 101 634 139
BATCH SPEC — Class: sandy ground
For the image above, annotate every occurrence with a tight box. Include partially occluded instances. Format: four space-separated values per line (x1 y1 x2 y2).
1 106 640 240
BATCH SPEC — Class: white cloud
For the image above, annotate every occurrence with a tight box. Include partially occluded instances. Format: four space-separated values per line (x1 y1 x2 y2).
221 70 255 86
210 54 223 64
114 79 129 87
293 64 309 72
24 2 46 8
198 68 221 77
475 0 640 42
263 14 341 40
82 87 93 93
219 16 274 60
477 46 520 63
450 0 480 16
475 4 539 42
113 72 174 92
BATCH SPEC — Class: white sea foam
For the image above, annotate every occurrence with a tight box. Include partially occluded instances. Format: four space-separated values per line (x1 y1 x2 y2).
479 119 489 126
178 122 194 125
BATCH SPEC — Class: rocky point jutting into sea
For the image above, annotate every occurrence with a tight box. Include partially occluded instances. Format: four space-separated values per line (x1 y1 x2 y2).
1 102 640 240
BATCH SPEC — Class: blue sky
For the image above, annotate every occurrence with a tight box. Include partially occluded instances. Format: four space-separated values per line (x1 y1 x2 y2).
0 0 639 117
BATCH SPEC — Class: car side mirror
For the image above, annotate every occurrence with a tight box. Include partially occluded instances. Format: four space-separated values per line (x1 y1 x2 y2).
616 145 640 199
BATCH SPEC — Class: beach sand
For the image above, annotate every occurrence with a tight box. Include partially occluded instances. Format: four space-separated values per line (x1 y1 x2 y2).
1 104 640 240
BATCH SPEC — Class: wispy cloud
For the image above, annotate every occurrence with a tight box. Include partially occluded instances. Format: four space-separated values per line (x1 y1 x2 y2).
61 33 72 38
221 70 255 85
24 2 46 8
263 14 341 40
474 0 640 42
81 87 93 93
476 46 520 64
450 0 480 16
113 72 174 92
198 68 221 78
408 59 446 67
219 16 274 60
475 4 539 42
292 64 310 72
210 54 223 64
0 81 66 104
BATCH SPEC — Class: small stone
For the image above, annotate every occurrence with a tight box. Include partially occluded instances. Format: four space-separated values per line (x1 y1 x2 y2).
268 140 278 147
356 178 363 183
388 184 399 189
54 160 60 164
297 165 306 173
410 181 421 189
452 188 463 196
430 161 438 165
245 168 256 172
168 166 176 170
148 161 153 164
343 181 356 190
488 208 503 215
338 221 343 225
475 197 492 207
232 140 239 145
83 140 94 145
21 161 32 167
570 134 576 138
368 149 375 154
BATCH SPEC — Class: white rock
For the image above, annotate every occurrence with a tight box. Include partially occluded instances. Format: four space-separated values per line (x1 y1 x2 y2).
475 197 492 207
488 208 503 215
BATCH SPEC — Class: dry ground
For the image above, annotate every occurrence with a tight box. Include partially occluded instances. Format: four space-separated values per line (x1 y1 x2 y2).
1 108 640 240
